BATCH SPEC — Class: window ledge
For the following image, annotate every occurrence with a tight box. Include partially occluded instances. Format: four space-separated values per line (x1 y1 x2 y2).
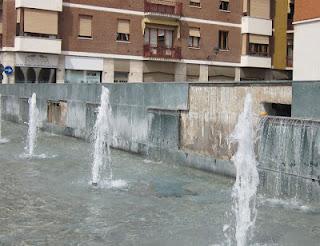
219 49 230 52
116 40 131 44
188 47 200 50
78 36 93 40
219 9 231 13
188 5 201 9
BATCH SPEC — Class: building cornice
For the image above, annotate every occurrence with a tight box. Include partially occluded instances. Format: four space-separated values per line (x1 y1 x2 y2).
293 17 320 25
62 51 241 67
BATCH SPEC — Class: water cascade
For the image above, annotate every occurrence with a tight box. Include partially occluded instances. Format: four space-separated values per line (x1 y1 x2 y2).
91 87 114 186
26 93 39 156
258 116 320 202
231 94 260 246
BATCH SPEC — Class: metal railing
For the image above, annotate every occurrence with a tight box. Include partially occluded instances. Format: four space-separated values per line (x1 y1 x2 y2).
144 0 182 17
144 44 182 59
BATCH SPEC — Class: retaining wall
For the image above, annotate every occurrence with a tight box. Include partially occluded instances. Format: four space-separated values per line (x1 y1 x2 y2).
0 82 292 178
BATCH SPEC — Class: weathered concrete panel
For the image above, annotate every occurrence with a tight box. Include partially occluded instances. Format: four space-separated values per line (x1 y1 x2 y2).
181 84 292 160
292 81 320 120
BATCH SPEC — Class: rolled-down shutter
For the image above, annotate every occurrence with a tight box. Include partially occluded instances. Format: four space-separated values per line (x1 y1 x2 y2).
24 9 58 35
249 35 269 44
189 28 200 37
117 20 130 34
79 15 92 37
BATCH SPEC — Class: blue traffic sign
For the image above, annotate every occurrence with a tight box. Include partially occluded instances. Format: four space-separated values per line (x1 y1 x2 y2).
4 66 13 75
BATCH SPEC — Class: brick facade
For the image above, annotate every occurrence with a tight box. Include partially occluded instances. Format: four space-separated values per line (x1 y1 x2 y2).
294 0 320 22
0 0 292 83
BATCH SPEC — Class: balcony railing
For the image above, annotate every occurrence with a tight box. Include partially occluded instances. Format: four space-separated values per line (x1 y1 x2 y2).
144 0 182 17
247 51 269 57
144 45 182 59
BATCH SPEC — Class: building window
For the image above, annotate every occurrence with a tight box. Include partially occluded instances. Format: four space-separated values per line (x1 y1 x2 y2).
17 8 58 38
15 67 56 83
288 0 294 20
248 35 269 57
114 72 129 83
248 43 269 57
218 31 229 50
219 0 230 11
188 28 200 48
117 19 130 42
189 0 201 7
144 28 173 48
65 70 101 84
79 15 92 38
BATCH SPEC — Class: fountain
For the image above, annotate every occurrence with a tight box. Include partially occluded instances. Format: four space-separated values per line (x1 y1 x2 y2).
91 86 127 188
0 94 9 144
230 94 260 246
258 116 320 202
25 93 39 157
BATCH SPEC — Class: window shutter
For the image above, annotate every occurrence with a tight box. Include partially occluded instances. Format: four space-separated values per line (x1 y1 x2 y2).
250 0 270 19
79 15 92 37
189 28 200 37
117 20 130 34
249 35 269 44
24 9 58 35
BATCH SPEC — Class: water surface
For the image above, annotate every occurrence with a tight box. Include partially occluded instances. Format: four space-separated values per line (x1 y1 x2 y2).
0 122 319 245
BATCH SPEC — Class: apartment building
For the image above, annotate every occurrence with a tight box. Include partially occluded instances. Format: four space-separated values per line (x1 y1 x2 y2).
293 0 320 81
0 0 294 84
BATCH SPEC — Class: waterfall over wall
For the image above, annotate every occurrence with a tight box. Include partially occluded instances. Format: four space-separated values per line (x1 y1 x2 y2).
258 116 320 202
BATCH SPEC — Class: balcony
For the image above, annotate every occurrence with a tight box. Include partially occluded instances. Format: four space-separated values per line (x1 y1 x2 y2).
247 50 269 58
241 55 271 68
241 16 272 36
15 36 61 54
144 45 182 60
15 0 62 12
144 0 182 19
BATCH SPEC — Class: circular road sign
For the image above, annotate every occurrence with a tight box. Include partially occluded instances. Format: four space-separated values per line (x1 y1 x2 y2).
4 66 14 76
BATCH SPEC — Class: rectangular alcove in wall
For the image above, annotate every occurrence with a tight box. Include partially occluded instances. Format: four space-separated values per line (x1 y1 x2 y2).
47 101 67 126
262 102 291 117
19 98 29 123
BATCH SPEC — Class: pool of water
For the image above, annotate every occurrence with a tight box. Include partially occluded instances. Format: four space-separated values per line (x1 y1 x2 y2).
0 121 319 246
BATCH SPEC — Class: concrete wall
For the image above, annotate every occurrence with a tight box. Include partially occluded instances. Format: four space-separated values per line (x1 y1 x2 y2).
0 83 188 154
293 21 320 80
181 83 292 160
292 81 320 119
0 82 292 177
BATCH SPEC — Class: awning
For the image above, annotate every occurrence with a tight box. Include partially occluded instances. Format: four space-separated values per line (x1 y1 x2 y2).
142 17 180 39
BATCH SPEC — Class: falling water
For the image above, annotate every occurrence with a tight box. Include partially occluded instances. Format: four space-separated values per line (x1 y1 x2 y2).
258 116 320 202
26 93 39 156
91 87 127 189
91 87 113 185
231 94 259 246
